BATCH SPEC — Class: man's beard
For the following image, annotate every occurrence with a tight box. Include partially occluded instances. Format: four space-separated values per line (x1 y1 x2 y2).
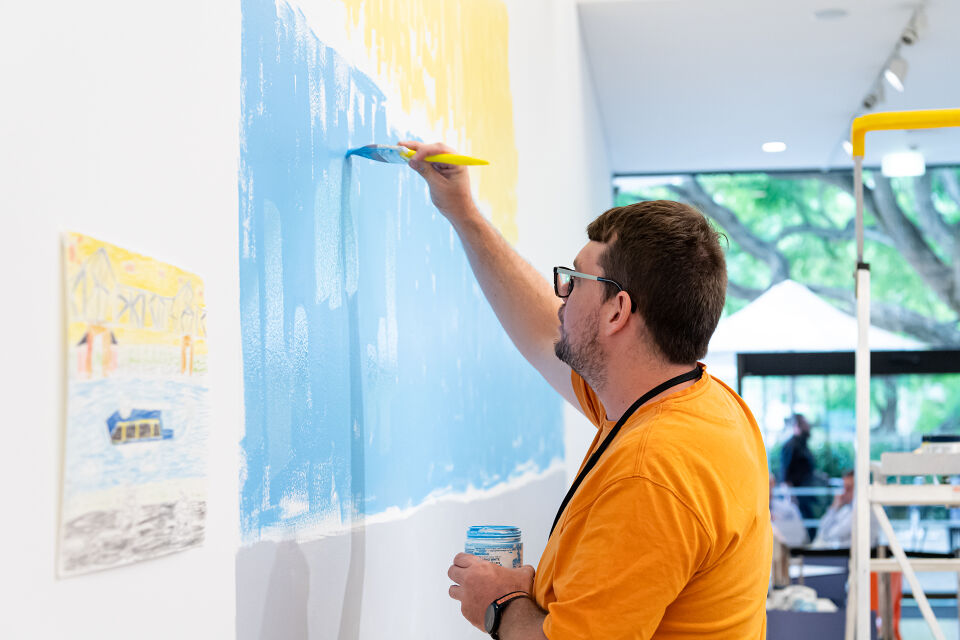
554 313 606 390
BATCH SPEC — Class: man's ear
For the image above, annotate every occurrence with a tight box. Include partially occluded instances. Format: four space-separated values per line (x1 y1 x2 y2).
602 291 633 335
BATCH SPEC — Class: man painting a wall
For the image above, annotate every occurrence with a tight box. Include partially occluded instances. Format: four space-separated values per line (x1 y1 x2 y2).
403 141 773 638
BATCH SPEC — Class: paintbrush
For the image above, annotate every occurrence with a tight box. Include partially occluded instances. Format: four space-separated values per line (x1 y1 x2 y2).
346 144 489 166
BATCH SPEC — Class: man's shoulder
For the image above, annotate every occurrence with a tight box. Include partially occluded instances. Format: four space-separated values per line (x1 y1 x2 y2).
627 386 766 502
642 379 758 451
583 373 763 486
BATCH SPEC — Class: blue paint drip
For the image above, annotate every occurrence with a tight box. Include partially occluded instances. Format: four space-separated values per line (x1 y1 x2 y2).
239 0 563 541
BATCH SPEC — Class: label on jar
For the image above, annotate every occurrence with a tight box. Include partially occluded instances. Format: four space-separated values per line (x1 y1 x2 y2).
465 540 523 568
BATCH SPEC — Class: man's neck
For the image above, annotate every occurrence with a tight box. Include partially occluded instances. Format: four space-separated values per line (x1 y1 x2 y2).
595 361 700 422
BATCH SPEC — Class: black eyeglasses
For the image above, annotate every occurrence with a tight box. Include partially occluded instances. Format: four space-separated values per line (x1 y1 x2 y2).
553 266 636 312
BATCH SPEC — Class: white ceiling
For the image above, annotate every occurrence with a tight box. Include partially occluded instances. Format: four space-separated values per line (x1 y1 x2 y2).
577 0 960 174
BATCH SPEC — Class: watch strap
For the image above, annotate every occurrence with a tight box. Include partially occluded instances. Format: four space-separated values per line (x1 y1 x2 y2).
487 591 531 639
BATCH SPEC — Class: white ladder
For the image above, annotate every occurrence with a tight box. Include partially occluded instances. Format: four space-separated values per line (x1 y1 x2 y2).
845 452 960 640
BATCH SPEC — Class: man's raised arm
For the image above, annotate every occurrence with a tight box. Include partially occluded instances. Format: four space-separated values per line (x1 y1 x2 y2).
401 140 578 409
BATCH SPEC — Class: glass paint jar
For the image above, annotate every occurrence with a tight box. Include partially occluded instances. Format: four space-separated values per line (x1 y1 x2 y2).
465 525 523 568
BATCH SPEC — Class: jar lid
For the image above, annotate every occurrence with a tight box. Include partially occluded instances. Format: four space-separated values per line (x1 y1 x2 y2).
466 525 521 541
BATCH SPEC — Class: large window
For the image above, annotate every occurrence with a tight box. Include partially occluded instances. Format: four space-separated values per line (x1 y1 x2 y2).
616 168 960 551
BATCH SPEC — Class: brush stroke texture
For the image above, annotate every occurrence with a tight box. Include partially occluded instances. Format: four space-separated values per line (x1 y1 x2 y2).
239 0 561 542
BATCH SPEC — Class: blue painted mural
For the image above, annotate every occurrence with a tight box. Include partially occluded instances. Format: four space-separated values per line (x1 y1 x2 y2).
239 0 563 541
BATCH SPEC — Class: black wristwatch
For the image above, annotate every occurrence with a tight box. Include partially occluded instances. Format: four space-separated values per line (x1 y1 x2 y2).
484 591 530 639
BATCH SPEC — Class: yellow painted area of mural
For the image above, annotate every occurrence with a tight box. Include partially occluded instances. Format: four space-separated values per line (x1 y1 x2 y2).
63 232 207 356
342 0 519 243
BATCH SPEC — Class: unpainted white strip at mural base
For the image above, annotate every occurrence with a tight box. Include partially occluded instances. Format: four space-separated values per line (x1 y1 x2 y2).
248 459 566 545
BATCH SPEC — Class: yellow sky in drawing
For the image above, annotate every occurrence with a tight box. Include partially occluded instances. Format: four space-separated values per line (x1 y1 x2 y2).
63 232 207 350
342 0 519 243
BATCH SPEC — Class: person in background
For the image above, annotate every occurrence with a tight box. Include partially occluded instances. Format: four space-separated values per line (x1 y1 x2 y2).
812 469 855 547
770 473 808 547
404 140 772 639
812 469 880 548
812 471 901 640
780 413 824 536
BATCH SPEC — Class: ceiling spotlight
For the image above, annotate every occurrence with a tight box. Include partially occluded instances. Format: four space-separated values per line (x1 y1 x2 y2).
762 141 787 153
901 8 926 45
881 150 925 177
862 82 885 110
884 56 908 92
901 24 919 45
843 140 854 156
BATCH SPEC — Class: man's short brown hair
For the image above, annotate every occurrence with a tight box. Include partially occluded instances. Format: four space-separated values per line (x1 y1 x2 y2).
587 200 726 364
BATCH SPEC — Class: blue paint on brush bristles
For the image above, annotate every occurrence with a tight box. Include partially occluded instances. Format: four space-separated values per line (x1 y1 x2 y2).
345 145 411 164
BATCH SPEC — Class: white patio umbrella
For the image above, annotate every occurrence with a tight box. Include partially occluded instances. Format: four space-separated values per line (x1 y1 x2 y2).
703 279 922 386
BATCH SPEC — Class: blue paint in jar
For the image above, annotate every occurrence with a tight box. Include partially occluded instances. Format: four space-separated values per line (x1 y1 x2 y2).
465 526 523 568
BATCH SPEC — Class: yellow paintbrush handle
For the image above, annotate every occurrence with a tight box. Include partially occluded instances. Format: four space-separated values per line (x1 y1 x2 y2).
398 148 489 166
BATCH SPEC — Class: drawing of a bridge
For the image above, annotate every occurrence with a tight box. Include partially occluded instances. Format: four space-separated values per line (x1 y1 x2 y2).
69 247 206 377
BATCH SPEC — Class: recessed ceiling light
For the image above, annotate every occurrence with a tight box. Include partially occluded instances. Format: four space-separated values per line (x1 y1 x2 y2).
762 141 787 153
842 140 853 156
814 8 848 20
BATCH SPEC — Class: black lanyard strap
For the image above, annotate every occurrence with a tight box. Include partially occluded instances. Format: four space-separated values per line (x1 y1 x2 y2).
549 365 703 538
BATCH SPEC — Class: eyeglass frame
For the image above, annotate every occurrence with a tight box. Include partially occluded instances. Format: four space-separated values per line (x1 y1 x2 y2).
553 266 637 312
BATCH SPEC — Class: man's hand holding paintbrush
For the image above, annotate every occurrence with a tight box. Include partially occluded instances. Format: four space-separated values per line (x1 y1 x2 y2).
400 140 481 224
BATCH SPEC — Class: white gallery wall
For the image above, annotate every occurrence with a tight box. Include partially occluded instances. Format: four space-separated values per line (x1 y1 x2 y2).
1 1 242 638
0 0 608 638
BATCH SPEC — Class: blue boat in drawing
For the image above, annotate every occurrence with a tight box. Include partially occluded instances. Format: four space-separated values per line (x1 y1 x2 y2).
106 409 173 444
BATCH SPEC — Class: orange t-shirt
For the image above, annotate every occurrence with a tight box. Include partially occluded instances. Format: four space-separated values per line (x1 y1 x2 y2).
534 367 772 639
